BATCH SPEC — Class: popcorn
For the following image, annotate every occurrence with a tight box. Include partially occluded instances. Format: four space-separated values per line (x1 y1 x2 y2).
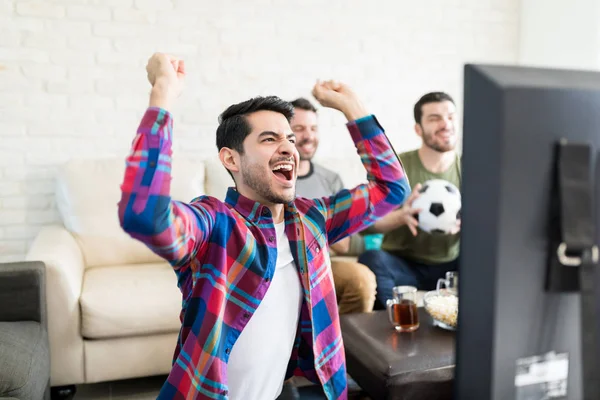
424 292 458 328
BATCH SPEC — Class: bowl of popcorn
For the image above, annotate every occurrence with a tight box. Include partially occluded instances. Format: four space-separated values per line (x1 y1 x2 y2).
423 289 458 330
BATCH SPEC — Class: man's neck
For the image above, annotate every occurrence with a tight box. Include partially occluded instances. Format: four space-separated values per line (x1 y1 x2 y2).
297 160 311 177
236 187 286 223
418 146 456 174
268 204 285 223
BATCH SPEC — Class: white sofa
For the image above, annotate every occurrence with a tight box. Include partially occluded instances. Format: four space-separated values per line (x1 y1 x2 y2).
26 154 370 387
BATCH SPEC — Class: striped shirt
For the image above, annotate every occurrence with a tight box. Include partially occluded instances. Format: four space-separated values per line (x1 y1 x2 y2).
118 107 410 399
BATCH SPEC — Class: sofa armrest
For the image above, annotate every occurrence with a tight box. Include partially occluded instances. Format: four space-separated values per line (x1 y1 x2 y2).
26 225 86 386
0 261 46 325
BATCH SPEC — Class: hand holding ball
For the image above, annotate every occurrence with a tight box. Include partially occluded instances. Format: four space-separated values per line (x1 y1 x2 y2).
411 179 461 234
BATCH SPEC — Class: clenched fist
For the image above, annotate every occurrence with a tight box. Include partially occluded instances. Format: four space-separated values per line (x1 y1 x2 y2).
146 52 185 109
311 80 368 121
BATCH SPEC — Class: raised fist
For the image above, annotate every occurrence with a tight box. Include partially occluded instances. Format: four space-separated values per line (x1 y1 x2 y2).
312 80 367 121
146 52 185 97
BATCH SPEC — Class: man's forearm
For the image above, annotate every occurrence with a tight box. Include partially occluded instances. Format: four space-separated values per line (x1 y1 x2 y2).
341 100 369 122
322 115 410 244
149 79 176 110
118 107 209 268
368 209 405 234
330 237 350 255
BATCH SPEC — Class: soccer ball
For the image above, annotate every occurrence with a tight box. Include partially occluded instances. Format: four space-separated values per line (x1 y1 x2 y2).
411 179 461 234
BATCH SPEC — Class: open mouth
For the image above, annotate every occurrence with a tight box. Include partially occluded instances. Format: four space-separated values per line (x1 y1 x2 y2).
272 163 293 182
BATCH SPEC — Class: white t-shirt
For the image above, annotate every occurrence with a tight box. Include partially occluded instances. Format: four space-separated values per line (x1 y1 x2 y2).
226 221 303 400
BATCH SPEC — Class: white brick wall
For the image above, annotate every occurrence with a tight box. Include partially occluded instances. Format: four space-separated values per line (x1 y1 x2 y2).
0 0 520 262
519 0 600 70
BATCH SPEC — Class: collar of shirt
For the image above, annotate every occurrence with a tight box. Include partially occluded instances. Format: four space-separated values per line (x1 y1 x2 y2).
224 186 300 223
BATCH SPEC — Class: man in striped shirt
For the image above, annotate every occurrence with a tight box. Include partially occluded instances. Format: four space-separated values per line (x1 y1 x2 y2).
118 52 410 400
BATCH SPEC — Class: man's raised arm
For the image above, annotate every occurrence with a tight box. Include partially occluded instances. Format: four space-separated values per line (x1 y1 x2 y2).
118 53 213 270
310 80 411 243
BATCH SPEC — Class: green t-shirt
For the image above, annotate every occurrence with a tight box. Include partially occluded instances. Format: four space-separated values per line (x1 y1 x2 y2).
381 149 462 264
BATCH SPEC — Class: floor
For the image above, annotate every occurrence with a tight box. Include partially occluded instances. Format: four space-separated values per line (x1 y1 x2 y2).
71 375 369 400
70 376 164 400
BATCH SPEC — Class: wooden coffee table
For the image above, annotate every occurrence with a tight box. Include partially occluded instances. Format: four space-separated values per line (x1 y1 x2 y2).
340 308 455 400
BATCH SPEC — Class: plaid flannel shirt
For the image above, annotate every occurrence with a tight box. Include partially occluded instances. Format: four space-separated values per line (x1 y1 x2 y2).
118 107 410 399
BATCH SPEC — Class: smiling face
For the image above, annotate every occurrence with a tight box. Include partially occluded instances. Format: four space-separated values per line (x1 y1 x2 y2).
290 108 319 160
226 110 299 205
416 100 457 153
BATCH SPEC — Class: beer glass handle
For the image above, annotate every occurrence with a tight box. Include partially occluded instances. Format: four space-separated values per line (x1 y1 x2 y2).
436 278 447 293
386 299 396 325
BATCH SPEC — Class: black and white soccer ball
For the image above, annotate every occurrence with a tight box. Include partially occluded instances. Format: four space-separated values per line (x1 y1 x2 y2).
411 179 461 234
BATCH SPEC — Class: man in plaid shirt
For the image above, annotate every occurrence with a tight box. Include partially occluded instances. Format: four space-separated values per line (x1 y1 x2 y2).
119 53 410 400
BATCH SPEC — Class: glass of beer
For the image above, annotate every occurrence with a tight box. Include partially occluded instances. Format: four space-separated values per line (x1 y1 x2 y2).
386 286 419 332
436 271 458 295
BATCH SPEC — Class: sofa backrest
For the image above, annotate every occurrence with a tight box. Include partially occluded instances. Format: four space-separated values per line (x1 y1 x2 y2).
55 158 206 268
203 156 235 199
54 154 369 268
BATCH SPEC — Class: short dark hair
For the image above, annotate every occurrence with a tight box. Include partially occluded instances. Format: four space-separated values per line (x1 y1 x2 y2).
216 96 295 154
413 92 455 124
290 97 317 113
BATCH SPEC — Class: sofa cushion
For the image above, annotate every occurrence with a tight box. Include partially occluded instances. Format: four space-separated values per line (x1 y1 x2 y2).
80 263 182 339
55 157 206 268
0 321 50 399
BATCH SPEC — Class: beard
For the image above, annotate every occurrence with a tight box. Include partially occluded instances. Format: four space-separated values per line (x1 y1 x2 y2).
241 159 295 204
422 128 456 153
296 138 317 161
299 152 313 161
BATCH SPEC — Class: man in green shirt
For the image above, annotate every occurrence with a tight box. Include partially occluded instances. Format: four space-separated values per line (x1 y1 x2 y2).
358 92 461 307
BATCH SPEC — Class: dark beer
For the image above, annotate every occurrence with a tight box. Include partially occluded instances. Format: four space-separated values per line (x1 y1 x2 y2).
391 299 419 331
